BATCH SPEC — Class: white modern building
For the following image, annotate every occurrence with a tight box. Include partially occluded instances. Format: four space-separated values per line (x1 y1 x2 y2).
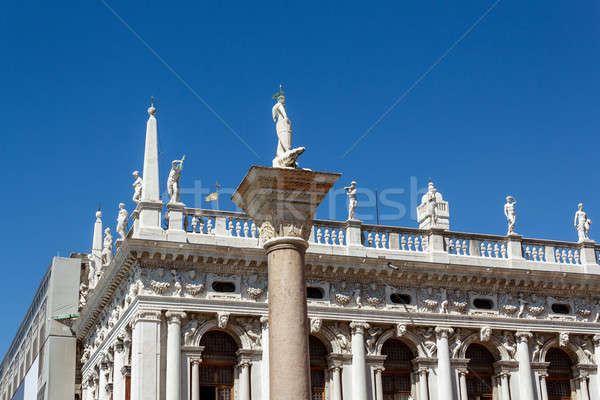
0 256 82 400
3 102 600 400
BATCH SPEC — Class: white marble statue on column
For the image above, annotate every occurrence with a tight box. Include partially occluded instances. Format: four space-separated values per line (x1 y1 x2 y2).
271 85 305 168
116 203 129 239
101 228 113 266
574 203 592 242
504 196 517 235
132 171 143 203
167 156 185 204
417 181 450 230
344 181 358 220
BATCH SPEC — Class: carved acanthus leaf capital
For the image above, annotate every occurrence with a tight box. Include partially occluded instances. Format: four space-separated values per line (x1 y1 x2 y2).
515 331 533 343
165 311 187 324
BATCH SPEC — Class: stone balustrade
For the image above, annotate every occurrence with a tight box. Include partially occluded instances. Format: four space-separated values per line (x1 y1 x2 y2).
132 207 600 270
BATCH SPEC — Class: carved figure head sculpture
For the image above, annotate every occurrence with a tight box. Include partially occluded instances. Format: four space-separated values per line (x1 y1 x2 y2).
132 171 139 179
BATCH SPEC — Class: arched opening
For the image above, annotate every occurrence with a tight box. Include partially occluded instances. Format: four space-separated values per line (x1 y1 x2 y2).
465 344 495 400
545 348 573 400
309 335 328 400
198 331 238 400
381 339 414 400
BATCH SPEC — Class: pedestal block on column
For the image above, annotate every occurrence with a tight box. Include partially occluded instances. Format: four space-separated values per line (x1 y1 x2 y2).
232 166 340 400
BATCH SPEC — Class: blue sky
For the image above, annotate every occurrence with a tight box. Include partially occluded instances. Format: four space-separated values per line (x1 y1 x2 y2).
1 0 599 356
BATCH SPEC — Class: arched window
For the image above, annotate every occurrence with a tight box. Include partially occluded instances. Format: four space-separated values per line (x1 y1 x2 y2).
546 348 573 400
381 339 414 400
309 336 328 400
197 331 239 400
465 344 495 400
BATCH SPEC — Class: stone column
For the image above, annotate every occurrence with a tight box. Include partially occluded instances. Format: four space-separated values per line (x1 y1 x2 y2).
374 366 385 400
539 373 549 400
166 312 186 400
458 369 468 400
515 331 535 400
435 327 454 400
232 166 340 400
91 373 99 400
238 360 251 400
99 359 111 400
260 317 270 400
350 322 370 400
328 364 342 400
190 359 201 400
130 310 162 400
594 335 600 397
113 334 128 400
500 373 511 400
417 367 429 400
579 373 590 400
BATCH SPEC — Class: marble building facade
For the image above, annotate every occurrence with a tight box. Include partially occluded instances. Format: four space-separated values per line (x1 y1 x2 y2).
3 102 600 400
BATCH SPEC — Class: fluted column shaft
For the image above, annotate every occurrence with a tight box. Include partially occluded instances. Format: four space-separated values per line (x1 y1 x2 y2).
515 331 535 400
435 327 454 400
166 312 186 400
260 317 269 400
131 311 162 400
350 322 370 400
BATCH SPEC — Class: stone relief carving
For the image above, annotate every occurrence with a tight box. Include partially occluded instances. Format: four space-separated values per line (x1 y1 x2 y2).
183 320 200 346
559 331 569 348
419 288 441 313
243 274 266 301
500 331 517 360
526 294 546 317
363 283 385 308
331 282 355 306
366 327 383 354
448 289 468 313
217 312 230 328
310 318 322 334
328 322 351 353
237 317 262 349
450 329 469 358
480 326 492 342
396 323 408 337
415 327 437 357
499 292 519 316
531 335 545 362
575 298 593 320
79 283 89 310
573 335 594 363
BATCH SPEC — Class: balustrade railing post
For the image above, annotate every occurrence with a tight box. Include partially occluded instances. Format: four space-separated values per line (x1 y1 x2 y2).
579 240 597 272
346 219 362 248
166 203 186 242
545 245 556 263
214 215 227 236
506 234 523 263
427 229 445 253
389 232 399 250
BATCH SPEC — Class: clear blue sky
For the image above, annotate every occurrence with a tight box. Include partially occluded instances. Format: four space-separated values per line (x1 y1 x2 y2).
1 1 598 356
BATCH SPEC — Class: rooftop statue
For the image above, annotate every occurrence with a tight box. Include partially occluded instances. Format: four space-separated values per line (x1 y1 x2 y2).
167 156 185 204
132 171 143 203
344 181 358 220
271 85 305 168
101 227 113 266
574 203 592 242
417 181 450 230
116 203 129 239
504 196 517 235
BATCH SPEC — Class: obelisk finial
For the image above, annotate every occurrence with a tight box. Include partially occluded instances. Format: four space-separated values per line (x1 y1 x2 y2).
148 96 156 116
